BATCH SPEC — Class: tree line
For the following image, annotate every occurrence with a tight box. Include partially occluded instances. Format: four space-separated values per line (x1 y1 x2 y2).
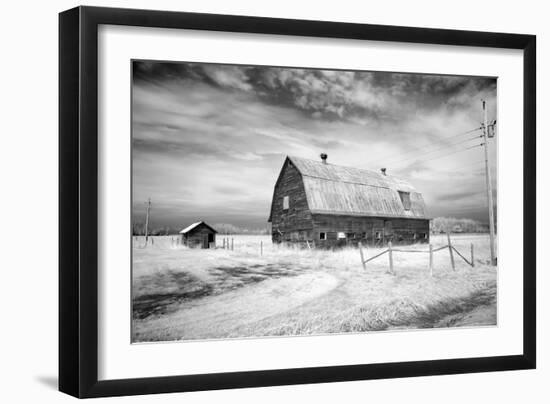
132 222 270 236
430 217 490 234
132 218 491 236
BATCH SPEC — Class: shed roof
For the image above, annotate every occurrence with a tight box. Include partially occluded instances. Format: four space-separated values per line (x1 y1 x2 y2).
282 156 428 219
179 221 218 234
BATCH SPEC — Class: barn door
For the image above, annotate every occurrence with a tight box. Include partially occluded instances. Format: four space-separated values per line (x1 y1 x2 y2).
207 233 214 249
372 221 384 246
384 221 393 242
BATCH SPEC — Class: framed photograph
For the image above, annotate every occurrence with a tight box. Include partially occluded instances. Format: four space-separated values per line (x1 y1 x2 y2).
59 6 536 398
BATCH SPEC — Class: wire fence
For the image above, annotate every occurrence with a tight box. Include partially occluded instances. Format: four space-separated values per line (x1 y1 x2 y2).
359 233 475 276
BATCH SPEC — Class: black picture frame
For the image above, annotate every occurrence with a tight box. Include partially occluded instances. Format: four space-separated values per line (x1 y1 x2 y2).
59 5 536 398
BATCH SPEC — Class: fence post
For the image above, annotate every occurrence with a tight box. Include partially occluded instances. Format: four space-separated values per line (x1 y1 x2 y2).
359 242 366 270
429 243 433 277
470 243 475 267
231 238 234 251
260 240 263 256
388 241 394 275
447 232 455 271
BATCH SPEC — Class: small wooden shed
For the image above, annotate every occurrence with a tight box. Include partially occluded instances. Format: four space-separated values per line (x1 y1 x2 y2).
179 221 218 249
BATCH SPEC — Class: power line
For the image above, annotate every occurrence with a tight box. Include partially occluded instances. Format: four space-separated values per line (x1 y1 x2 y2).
418 143 484 164
445 206 487 212
428 162 488 173
437 126 483 140
384 135 483 167
379 161 487 187
392 143 484 170
369 126 482 167
426 160 486 171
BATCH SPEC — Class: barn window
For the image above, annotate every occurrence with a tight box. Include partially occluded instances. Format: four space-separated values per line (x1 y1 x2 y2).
283 195 289 210
398 191 411 210
319 232 327 240
337 232 346 239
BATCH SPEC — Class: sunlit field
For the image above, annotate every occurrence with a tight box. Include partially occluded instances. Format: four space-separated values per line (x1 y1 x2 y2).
131 234 497 342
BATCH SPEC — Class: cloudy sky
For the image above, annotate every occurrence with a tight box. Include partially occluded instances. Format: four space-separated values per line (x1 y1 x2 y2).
132 60 497 231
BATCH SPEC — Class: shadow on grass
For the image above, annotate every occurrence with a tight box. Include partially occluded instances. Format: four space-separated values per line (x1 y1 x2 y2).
133 263 304 320
342 284 497 332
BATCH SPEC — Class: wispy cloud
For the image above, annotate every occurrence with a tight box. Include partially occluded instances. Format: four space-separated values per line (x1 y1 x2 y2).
132 61 497 229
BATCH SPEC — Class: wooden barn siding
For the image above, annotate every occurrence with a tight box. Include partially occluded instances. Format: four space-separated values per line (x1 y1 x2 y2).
312 214 430 247
270 160 313 243
183 224 216 248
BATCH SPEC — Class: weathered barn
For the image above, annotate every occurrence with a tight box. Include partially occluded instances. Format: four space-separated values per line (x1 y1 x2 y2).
268 155 430 248
179 221 217 249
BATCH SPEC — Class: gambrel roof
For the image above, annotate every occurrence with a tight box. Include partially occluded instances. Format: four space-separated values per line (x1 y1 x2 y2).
269 156 429 221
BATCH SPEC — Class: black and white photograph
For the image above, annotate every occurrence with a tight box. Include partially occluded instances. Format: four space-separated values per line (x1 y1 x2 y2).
131 60 498 343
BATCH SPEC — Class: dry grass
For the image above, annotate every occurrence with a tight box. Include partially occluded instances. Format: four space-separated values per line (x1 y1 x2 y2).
131 234 497 342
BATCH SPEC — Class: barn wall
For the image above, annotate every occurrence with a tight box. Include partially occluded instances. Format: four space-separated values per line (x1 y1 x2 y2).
270 160 313 243
311 214 430 248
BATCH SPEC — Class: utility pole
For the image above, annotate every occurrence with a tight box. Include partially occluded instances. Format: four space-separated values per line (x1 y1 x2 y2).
144 198 151 243
482 100 497 265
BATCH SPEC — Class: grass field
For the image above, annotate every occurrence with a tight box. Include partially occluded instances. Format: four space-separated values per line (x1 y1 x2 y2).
131 234 497 342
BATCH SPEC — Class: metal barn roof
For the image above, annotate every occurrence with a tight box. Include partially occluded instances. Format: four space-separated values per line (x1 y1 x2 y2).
287 156 428 219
